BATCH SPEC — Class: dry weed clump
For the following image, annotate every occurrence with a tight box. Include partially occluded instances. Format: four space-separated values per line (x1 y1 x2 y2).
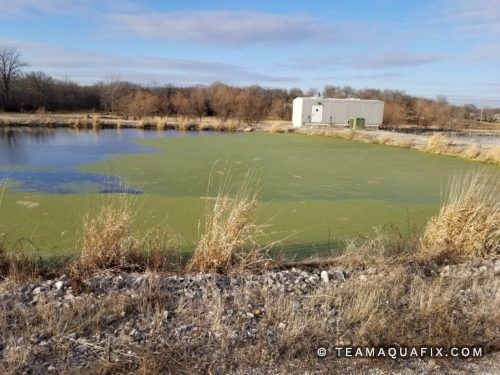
425 133 450 154
0 245 35 281
464 143 482 159
187 169 270 273
376 134 391 145
481 145 500 165
155 116 167 130
71 198 177 275
420 171 500 263
72 200 141 275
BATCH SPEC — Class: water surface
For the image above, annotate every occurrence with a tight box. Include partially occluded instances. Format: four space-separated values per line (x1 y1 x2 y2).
0 127 212 193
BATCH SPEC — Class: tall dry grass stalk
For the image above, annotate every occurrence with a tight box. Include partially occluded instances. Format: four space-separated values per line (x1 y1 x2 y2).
425 133 449 154
155 116 167 130
482 145 500 165
420 171 500 263
72 197 141 274
71 195 177 276
464 143 482 159
187 167 270 273
91 115 100 129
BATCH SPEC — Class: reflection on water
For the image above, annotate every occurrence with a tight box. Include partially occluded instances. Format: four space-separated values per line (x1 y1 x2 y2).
0 127 210 194
0 127 160 167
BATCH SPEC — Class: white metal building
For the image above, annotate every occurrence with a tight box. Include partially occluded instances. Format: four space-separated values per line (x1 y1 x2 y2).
292 97 384 128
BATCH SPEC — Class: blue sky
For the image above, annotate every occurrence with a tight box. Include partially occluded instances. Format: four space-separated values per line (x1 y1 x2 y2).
1 0 499 106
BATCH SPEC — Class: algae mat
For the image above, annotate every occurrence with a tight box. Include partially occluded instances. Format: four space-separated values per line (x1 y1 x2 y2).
1 132 497 257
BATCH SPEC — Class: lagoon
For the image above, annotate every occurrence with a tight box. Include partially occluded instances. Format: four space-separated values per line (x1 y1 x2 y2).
0 127 496 257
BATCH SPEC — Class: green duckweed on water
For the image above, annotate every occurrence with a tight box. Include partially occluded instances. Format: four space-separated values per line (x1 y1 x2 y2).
1 132 498 258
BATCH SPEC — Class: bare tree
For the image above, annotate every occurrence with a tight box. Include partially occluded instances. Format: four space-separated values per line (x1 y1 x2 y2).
383 102 407 127
25 71 54 109
190 87 207 122
117 90 162 118
171 91 190 120
101 75 126 113
235 89 265 124
209 82 236 123
0 47 27 109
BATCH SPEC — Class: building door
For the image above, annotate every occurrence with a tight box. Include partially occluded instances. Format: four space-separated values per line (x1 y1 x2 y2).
311 105 323 123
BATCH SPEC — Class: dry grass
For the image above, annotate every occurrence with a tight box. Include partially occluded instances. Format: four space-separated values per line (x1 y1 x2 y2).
71 197 176 276
481 145 500 165
91 115 100 129
419 171 500 263
72 198 140 275
389 137 415 148
330 264 499 347
187 168 270 273
464 143 482 159
376 134 391 145
425 133 450 154
72 117 85 128
155 116 167 130
270 123 279 133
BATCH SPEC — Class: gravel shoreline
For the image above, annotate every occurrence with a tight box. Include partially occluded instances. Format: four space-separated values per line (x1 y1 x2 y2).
1 260 498 374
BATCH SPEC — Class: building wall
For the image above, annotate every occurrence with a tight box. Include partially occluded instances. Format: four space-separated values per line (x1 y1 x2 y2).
292 98 384 127
292 98 304 127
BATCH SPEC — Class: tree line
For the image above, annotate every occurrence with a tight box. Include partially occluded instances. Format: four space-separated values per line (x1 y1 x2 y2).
1 47 498 127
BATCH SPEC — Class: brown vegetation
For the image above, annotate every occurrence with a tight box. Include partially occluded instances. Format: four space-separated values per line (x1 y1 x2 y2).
419 172 500 264
187 169 270 273
71 197 175 276
425 132 450 153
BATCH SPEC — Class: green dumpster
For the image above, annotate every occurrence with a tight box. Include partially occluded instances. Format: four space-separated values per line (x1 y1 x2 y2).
349 117 365 129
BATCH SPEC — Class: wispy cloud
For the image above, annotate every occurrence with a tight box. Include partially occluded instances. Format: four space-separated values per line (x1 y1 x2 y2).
346 72 403 80
289 51 444 70
105 10 353 47
442 0 500 38
349 52 444 69
0 39 298 85
0 0 144 17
